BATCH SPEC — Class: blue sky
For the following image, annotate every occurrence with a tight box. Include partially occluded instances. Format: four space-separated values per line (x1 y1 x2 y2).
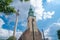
0 0 60 40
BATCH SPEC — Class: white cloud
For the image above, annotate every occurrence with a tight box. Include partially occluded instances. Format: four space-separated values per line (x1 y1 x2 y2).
0 28 22 39
0 29 11 39
54 23 60 26
5 0 55 29
0 18 22 39
43 11 55 20
44 27 50 36
44 19 60 40
47 0 53 3
7 0 30 23
47 0 60 4
0 18 5 28
30 0 55 21
21 22 27 27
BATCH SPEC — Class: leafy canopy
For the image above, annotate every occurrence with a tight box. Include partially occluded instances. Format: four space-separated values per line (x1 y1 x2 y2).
7 36 16 40
57 30 60 39
0 0 16 15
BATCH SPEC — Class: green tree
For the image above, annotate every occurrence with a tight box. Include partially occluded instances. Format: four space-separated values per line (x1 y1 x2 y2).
57 30 60 40
0 0 16 15
0 0 16 40
0 0 30 40
7 36 16 40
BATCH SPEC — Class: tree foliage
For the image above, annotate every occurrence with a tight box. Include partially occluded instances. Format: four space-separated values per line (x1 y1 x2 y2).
0 0 16 15
57 30 60 40
7 36 16 40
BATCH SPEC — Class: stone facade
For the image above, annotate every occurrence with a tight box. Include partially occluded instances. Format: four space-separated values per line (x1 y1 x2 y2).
18 29 42 40
27 16 38 32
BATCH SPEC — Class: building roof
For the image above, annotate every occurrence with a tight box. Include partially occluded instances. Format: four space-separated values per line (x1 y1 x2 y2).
28 6 34 17
18 28 42 40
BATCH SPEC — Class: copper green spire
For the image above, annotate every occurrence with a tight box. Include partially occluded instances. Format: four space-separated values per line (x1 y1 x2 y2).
28 6 34 16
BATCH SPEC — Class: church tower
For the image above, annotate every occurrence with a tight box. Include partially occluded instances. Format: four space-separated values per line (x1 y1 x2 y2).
18 6 42 40
27 6 38 32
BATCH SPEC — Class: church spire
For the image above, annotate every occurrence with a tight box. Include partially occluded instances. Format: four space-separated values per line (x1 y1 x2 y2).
28 5 34 16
